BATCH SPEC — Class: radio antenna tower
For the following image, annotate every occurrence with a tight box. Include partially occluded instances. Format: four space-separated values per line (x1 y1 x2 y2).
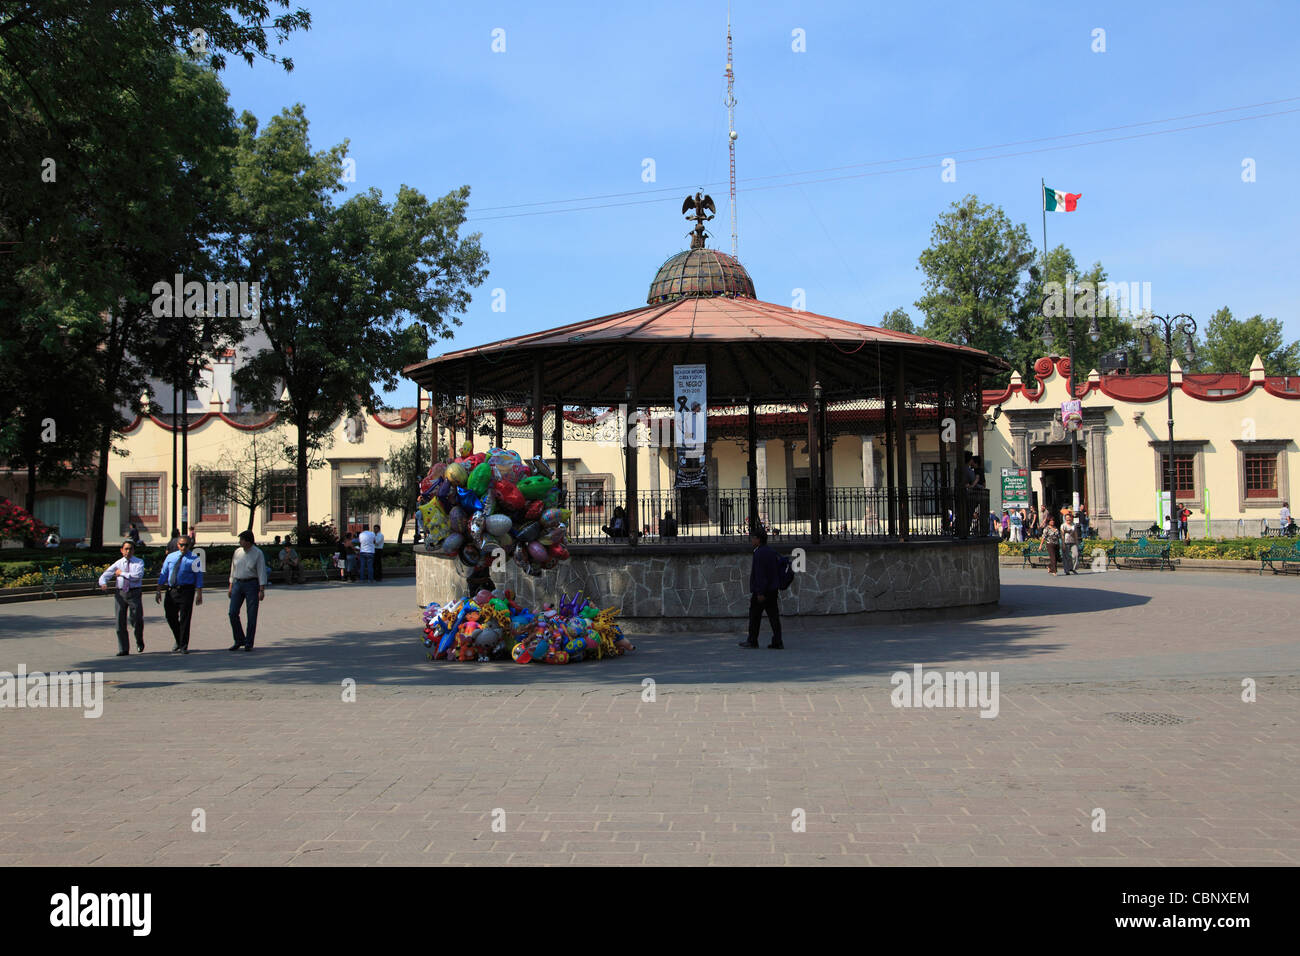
725 7 738 259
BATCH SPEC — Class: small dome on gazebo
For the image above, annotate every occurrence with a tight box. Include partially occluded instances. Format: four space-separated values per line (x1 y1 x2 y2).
648 247 756 304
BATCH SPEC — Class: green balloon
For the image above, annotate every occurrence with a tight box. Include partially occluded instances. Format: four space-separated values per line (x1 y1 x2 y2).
517 475 555 500
467 462 492 496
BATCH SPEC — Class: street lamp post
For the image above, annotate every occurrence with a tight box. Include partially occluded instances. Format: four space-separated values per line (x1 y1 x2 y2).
1041 298 1100 516
1140 314 1197 540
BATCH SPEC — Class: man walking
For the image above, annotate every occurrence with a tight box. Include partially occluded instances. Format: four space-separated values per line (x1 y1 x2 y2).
357 525 376 583
228 530 267 651
739 527 783 650
156 534 203 653
98 539 146 656
372 524 384 581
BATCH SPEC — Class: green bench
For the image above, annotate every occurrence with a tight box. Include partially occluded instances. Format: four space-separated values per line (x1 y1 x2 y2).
42 558 152 600
1259 540 1300 575
1110 537 1174 571
1020 541 1053 568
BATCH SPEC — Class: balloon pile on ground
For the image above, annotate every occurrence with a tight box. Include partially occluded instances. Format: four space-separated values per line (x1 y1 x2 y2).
415 443 570 578
421 590 632 664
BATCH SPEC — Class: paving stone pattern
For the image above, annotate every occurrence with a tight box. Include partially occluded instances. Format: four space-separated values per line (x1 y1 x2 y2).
1 569 1297 866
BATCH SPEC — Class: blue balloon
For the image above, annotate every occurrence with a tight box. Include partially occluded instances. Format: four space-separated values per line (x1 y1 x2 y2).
457 488 483 512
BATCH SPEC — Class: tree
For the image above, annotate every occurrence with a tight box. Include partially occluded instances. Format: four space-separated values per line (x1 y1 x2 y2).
1199 307 1300 376
350 435 448 543
915 195 1037 377
1 3 308 541
879 308 917 335
193 427 293 535
228 106 489 545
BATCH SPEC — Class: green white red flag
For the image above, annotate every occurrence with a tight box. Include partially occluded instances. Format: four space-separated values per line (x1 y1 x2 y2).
1044 186 1081 212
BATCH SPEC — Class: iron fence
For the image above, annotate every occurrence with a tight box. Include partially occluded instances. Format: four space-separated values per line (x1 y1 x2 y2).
561 486 994 544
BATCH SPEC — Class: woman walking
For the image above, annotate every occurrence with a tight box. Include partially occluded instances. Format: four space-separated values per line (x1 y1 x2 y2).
1060 509 1079 575
1042 517 1061 575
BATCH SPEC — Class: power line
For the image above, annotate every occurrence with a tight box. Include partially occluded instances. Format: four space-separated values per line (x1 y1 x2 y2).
466 96 1300 222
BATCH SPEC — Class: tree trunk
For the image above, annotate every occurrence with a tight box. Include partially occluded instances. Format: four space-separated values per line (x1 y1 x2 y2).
89 419 114 549
296 416 310 546
23 454 37 548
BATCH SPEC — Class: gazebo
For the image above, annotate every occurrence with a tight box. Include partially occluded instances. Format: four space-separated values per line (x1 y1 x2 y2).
404 200 1005 620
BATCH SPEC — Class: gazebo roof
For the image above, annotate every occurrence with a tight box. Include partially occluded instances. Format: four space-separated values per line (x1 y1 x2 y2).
404 296 1005 404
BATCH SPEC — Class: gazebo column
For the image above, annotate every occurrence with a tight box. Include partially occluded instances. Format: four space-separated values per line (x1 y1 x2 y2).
807 349 821 544
937 378 950 535
885 389 897 537
894 355 910 540
954 360 968 539
494 407 504 448
625 349 639 542
531 356 543 459
554 397 564 499
747 396 759 528
464 368 474 453
975 371 985 484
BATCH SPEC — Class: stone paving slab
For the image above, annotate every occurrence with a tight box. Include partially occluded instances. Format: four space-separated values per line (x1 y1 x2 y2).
1 569 1297 865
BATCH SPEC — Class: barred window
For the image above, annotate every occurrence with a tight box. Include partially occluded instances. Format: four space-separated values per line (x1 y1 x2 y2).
1159 455 1195 495
1244 453 1278 498
127 479 159 524
269 479 297 520
198 475 230 521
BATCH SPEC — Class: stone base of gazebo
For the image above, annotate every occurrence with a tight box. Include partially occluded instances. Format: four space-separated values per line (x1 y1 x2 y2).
416 540 999 627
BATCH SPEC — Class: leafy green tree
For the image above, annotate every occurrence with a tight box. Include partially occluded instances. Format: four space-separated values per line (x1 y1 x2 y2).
228 106 489 545
193 426 294 535
879 308 917 335
351 435 449 542
1198 307 1300 376
915 195 1037 379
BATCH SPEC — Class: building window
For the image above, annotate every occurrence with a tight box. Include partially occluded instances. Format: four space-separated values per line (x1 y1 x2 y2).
1244 453 1278 498
127 478 160 524
198 475 231 521
1159 455 1196 496
574 478 605 515
269 478 297 521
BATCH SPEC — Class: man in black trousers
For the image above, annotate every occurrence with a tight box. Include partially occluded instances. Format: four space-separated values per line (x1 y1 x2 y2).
739 527 784 649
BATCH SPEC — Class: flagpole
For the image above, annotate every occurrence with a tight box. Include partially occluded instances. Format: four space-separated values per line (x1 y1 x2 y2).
1040 178 1048 278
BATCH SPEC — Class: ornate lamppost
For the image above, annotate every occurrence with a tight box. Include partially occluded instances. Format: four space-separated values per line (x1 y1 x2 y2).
1140 314 1197 539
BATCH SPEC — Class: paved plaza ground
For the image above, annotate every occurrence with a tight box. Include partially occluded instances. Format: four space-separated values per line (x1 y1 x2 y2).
1 568 1297 866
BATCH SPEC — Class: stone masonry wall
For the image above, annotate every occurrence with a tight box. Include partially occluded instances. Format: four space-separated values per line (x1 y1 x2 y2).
417 541 999 618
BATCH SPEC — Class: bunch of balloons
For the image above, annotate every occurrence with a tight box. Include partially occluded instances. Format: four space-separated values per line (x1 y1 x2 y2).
415 443 571 577
422 589 631 664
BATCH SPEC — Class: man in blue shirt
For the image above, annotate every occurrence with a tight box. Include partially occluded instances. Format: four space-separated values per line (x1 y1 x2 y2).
156 534 204 653
740 526 784 650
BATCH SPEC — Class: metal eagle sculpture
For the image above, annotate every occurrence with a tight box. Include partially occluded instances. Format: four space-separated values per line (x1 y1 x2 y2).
683 192 716 248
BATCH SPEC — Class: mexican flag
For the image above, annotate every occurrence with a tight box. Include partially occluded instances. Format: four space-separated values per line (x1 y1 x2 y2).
1044 186 1081 212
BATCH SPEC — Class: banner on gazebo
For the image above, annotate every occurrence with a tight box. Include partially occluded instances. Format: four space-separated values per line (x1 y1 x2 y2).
673 364 707 451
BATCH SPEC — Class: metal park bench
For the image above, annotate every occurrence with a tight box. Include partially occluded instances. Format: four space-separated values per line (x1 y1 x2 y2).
1110 537 1175 571
1020 541 1053 569
1261 524 1298 539
1259 539 1300 575
1125 527 1170 541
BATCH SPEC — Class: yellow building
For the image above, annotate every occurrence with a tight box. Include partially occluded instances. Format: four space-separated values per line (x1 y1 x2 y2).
979 354 1300 537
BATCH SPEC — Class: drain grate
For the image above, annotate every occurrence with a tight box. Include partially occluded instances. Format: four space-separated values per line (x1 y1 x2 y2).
1106 712 1191 726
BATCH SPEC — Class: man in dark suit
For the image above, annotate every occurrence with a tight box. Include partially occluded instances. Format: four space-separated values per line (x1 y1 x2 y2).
740 526 783 649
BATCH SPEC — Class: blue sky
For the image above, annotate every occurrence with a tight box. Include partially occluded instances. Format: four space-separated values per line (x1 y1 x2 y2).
217 0 1300 400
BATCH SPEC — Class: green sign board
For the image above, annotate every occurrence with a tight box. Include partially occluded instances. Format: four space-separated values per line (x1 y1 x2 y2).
1001 468 1030 508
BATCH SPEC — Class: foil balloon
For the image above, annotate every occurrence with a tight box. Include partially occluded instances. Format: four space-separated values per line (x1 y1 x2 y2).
445 462 468 488
418 500 450 545
540 508 562 528
459 441 473 457
456 488 483 512
467 462 492 496
517 476 555 500
524 500 544 522
448 505 467 534
486 513 513 537
440 532 464 555
492 480 525 512
529 456 554 479
468 511 487 546
459 542 481 566
513 545 530 571
527 541 548 564
514 521 542 543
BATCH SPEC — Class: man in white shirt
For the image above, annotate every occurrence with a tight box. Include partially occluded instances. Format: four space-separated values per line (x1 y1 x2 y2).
357 526 376 583
372 524 384 581
98 539 146 656
228 530 267 651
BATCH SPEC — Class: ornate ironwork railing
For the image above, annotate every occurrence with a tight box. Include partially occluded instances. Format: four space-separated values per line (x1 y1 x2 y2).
561 486 993 544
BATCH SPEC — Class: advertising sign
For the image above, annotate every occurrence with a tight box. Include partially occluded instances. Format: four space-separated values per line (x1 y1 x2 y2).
1001 467 1030 508
673 364 707 452
1060 399 1083 432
